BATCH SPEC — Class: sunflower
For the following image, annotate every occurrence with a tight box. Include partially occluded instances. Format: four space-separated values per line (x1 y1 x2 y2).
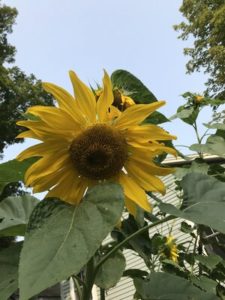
194 95 204 104
17 70 176 215
161 235 179 263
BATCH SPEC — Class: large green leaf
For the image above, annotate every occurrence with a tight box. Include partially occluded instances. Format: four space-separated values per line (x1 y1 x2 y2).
95 250 126 289
160 173 225 233
111 69 168 124
190 135 225 158
0 158 36 192
0 195 39 236
0 242 22 300
134 272 218 300
19 183 124 300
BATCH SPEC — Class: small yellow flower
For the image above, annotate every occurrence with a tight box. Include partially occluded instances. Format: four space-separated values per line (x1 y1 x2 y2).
194 95 204 104
162 235 179 263
17 70 176 216
113 89 135 111
96 88 135 111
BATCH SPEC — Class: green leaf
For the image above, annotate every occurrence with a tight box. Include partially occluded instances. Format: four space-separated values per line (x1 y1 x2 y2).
150 233 165 255
112 215 152 261
0 195 39 236
0 158 36 193
111 69 168 124
134 272 218 300
195 255 222 271
190 276 218 294
204 123 225 130
160 173 225 233
180 221 194 234
175 160 209 180
208 163 225 182
190 135 225 157
19 183 124 300
0 242 22 300
170 105 199 125
95 250 126 289
171 106 194 119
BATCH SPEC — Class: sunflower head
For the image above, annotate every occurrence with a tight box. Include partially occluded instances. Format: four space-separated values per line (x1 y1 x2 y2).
95 87 135 111
112 89 135 111
16 70 176 216
161 235 179 263
194 95 204 104
69 124 128 180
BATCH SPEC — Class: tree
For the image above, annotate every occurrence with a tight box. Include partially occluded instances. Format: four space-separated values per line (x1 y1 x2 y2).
174 0 225 99
0 0 53 154
0 1 54 249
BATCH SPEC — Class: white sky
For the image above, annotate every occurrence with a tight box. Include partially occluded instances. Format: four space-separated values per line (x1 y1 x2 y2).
3 0 211 161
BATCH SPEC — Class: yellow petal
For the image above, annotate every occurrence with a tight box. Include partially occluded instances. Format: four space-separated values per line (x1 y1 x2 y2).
27 106 81 130
46 174 87 205
17 120 75 142
25 152 70 185
42 82 85 125
115 101 165 129
125 197 137 216
127 140 177 157
97 70 114 122
16 141 68 161
108 105 121 120
125 161 166 194
16 130 39 140
128 148 175 176
126 124 177 143
119 172 151 212
32 168 66 193
69 71 96 123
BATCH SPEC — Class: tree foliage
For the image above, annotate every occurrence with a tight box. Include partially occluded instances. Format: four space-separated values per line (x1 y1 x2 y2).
174 0 225 98
0 0 53 154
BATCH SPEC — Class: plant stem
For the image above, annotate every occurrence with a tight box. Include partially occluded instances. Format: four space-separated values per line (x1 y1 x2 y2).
193 121 201 144
73 276 82 300
100 288 105 300
82 257 95 300
190 233 198 275
193 121 203 158
95 215 176 274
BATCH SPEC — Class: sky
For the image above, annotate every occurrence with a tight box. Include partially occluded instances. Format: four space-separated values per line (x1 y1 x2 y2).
3 0 211 161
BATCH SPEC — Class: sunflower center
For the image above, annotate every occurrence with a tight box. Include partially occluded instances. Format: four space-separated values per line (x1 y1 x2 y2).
70 124 128 180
